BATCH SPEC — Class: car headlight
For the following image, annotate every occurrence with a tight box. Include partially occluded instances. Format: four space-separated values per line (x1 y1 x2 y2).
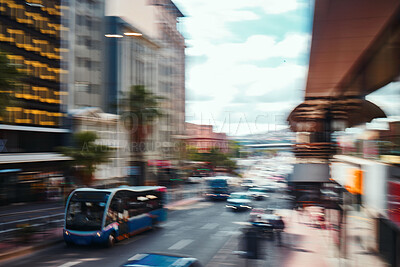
64 230 69 236
96 231 102 237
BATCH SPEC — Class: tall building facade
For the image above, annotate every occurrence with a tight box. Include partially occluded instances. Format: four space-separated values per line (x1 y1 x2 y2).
0 0 70 205
64 0 105 111
105 0 186 185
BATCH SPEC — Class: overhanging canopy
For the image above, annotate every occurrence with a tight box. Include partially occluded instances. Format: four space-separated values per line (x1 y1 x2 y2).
306 0 400 98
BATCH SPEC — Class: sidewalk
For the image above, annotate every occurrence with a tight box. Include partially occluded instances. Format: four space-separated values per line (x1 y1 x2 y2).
0 196 203 263
206 209 387 267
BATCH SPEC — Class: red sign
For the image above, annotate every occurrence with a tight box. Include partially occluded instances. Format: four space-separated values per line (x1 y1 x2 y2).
388 181 400 228
148 160 171 167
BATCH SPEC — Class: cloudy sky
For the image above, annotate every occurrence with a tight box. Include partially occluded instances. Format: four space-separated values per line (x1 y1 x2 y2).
174 0 313 136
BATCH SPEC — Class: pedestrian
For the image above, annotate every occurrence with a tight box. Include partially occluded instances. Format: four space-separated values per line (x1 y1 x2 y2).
275 215 285 246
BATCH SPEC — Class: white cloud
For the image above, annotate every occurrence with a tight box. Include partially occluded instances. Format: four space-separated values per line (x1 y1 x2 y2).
187 33 310 63
174 0 309 135
175 0 302 41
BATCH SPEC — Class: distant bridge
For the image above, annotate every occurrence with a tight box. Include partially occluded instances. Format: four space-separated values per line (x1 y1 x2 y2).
243 143 292 150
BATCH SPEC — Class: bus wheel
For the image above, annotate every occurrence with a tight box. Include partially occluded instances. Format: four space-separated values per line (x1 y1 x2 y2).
106 233 116 248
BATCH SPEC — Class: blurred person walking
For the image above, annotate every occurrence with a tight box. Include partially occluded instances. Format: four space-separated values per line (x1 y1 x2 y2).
274 215 285 246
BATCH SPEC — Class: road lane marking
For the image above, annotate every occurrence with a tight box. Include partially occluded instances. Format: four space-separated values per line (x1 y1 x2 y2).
163 220 182 227
58 261 82 267
81 258 103 262
232 221 252 226
122 234 145 245
200 223 219 230
211 230 241 238
168 239 193 250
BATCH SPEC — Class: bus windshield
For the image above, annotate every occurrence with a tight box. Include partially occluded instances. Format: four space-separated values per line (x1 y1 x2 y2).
207 179 227 188
66 191 109 231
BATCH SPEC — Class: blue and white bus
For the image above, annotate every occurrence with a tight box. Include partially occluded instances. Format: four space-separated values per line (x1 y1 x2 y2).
63 186 167 247
204 177 230 200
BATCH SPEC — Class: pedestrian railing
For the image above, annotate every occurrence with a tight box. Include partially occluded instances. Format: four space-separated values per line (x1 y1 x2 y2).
0 213 64 242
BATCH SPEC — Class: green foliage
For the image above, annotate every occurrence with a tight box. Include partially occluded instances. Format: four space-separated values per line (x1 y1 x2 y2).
228 140 241 158
186 147 237 172
120 85 164 152
60 131 114 185
0 51 22 117
121 85 164 125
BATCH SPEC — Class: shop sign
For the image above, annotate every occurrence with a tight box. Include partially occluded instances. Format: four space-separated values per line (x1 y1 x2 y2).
381 155 400 165
388 180 400 228
148 160 171 167
345 169 363 194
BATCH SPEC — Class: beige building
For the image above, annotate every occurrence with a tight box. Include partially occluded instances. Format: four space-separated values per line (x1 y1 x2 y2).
70 108 130 185
105 0 186 184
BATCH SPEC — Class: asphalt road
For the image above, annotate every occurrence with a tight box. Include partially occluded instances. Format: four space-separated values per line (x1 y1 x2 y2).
5 189 291 267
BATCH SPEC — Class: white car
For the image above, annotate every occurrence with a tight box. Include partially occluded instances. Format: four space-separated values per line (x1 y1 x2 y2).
241 179 257 189
187 176 202 183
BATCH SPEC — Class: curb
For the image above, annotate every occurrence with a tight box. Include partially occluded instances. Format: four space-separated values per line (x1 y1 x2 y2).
165 197 203 209
0 238 63 262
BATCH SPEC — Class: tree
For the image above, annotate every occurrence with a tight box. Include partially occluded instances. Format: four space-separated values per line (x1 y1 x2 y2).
60 131 114 186
228 140 241 158
0 51 22 118
120 85 164 185
186 147 238 173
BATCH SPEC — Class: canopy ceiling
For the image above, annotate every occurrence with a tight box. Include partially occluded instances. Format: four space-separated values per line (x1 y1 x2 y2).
306 0 400 98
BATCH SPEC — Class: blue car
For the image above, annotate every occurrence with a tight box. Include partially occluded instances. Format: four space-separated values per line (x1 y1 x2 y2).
121 253 202 267
226 192 252 211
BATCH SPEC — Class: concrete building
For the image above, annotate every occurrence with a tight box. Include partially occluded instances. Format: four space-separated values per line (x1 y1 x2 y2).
64 0 106 110
0 0 71 205
69 107 129 186
185 123 229 153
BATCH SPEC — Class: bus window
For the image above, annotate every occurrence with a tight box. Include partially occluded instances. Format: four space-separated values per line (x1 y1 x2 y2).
66 192 108 231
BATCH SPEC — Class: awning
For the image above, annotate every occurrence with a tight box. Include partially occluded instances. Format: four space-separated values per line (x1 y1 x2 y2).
0 153 72 164
0 124 70 133
287 98 386 131
306 0 400 98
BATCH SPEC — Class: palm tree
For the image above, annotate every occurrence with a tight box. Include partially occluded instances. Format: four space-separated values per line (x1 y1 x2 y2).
120 85 164 185
0 51 21 118
60 131 114 186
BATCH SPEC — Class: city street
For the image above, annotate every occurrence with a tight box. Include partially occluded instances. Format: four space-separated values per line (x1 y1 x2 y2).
3 190 291 267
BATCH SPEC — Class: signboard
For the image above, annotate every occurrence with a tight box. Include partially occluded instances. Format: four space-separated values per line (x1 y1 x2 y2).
388 180 400 228
345 169 363 195
289 163 331 182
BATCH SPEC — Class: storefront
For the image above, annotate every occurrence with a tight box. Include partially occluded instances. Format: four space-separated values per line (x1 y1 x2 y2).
0 153 71 205
330 155 399 265
378 167 400 267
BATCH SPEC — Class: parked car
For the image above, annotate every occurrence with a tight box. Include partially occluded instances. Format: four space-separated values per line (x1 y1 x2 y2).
121 253 202 267
249 210 282 239
249 208 274 222
226 192 252 211
260 184 279 193
247 187 269 200
241 179 257 189
187 176 203 184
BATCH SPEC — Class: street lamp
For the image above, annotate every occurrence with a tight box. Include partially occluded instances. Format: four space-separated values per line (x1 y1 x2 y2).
105 34 123 38
124 32 143 37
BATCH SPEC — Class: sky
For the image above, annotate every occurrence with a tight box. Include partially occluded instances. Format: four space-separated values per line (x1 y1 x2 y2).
174 0 314 136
